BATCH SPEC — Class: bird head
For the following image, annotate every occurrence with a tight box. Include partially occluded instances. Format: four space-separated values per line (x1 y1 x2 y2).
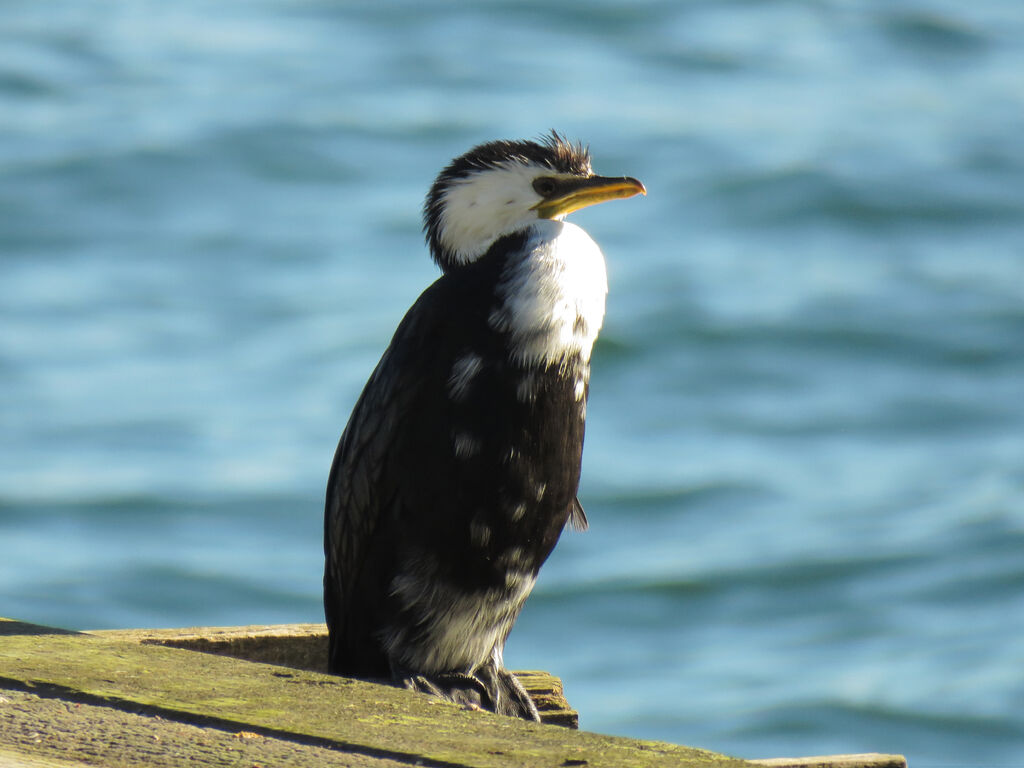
423 131 645 272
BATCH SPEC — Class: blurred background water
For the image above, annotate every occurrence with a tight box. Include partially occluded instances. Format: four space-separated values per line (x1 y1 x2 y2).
2 1 1023 765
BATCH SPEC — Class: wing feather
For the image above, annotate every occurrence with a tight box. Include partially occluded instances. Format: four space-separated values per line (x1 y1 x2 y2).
324 286 450 674
567 496 589 532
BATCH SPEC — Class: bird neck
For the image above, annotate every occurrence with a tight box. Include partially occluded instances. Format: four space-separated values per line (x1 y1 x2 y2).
488 220 608 370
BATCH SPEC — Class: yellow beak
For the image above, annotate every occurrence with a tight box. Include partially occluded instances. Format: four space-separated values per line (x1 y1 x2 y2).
532 175 646 219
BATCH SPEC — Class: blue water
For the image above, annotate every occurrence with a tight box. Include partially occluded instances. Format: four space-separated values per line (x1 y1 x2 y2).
2 1 1023 765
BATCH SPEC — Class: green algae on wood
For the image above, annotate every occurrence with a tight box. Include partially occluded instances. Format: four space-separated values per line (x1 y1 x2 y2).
0 618 748 768
90 623 578 727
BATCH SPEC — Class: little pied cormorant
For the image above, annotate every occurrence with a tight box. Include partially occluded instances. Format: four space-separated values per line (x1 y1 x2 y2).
324 132 645 720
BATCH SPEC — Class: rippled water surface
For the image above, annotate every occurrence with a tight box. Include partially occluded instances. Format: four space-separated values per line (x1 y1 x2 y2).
3 2 1024 765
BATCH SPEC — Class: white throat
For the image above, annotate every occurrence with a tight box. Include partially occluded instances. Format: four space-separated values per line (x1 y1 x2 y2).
489 220 608 368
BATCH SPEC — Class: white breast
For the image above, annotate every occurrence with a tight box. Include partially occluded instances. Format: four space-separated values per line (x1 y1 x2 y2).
489 220 608 368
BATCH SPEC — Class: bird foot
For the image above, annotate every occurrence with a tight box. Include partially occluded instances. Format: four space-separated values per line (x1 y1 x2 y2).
402 672 489 712
400 668 539 722
478 666 541 722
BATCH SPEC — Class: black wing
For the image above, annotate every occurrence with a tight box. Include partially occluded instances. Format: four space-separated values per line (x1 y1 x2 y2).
323 278 458 676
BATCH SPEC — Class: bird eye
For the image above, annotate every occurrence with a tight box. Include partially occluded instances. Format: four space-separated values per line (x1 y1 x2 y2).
532 177 557 197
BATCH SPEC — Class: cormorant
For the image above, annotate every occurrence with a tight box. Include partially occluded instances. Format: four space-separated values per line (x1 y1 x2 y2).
324 132 644 720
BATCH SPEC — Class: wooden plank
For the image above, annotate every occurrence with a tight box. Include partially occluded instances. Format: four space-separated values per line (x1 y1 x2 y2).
0 618 749 768
90 623 577 727
88 625 905 767
92 623 329 671
0 744 99 768
751 756 906 768
0 687 411 768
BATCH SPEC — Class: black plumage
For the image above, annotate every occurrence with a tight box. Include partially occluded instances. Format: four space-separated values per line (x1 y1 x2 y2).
324 134 643 719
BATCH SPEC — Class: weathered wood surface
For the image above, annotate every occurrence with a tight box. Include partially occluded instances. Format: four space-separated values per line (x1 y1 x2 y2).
0 618 746 768
751 756 907 768
91 623 577 727
0 686 413 768
88 625 907 768
0 618 907 768
0 744 98 768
